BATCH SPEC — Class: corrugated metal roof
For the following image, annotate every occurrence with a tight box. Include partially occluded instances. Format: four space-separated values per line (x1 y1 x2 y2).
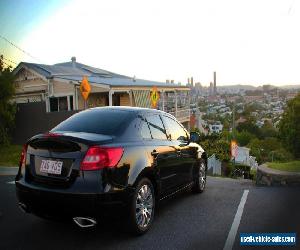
14 60 188 89
54 61 130 78
54 75 184 88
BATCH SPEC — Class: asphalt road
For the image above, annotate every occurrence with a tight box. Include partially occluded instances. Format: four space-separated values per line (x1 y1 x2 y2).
0 175 299 250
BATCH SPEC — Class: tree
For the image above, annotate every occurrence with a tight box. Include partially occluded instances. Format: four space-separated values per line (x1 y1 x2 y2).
271 148 293 162
201 134 230 162
236 130 255 146
279 93 300 158
0 55 16 144
247 137 293 164
260 123 278 139
236 120 261 138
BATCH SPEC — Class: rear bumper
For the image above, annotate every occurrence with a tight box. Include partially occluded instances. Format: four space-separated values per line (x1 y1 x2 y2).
15 180 134 220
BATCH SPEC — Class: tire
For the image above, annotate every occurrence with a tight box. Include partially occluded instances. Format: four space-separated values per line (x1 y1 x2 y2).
128 178 155 235
192 159 207 193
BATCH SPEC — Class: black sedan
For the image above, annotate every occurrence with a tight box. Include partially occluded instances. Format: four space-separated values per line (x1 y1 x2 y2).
16 107 207 234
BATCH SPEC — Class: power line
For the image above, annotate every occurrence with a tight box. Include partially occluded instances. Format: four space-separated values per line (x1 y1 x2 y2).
0 34 42 63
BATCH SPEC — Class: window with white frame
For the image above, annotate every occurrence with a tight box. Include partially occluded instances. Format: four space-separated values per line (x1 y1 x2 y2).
49 96 74 112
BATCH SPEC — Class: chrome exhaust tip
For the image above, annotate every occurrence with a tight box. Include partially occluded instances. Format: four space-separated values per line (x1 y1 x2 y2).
18 202 29 213
73 217 97 228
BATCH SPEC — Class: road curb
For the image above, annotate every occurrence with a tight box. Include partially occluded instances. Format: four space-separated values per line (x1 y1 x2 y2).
256 164 300 187
0 167 18 176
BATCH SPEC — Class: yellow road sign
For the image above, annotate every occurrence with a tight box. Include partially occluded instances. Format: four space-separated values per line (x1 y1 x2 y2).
80 76 91 101
150 86 160 108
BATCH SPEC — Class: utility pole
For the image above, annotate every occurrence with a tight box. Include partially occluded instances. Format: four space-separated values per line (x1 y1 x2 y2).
232 101 236 170
232 101 235 139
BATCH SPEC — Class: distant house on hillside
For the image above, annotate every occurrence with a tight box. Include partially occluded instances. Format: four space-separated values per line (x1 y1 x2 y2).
235 117 247 126
256 120 264 128
244 95 263 103
209 123 223 134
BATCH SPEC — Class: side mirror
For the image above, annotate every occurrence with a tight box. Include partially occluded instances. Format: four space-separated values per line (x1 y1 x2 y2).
190 131 200 143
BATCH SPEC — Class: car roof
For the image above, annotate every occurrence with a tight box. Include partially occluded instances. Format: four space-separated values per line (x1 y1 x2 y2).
87 106 172 116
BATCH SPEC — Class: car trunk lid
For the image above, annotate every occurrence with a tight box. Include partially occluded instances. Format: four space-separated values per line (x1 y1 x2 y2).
25 132 113 186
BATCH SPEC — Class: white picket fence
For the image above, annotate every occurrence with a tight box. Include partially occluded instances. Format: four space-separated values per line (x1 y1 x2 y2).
207 154 222 175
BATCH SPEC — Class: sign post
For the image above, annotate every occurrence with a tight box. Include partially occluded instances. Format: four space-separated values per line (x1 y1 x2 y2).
80 76 91 109
150 86 160 109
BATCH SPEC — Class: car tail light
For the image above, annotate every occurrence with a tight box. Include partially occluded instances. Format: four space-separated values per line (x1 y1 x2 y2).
80 146 124 171
19 144 28 168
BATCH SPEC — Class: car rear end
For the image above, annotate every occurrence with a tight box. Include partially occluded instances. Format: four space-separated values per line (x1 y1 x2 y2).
15 108 136 222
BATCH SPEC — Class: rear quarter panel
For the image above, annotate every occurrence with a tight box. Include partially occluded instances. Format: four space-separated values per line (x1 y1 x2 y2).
104 116 154 188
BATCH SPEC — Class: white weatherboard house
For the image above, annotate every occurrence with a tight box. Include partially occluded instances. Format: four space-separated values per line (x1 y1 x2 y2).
12 57 191 127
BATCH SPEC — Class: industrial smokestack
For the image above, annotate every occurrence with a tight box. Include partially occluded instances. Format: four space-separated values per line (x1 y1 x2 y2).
213 71 217 95
191 77 194 87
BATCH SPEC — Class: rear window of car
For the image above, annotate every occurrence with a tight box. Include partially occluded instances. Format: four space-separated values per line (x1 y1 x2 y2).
52 109 135 135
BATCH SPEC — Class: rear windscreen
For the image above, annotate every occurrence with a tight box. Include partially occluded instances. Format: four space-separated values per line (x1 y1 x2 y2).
52 109 134 135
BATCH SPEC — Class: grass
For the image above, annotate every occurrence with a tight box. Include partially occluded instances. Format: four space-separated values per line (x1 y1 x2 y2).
250 169 257 181
267 161 300 173
0 144 23 167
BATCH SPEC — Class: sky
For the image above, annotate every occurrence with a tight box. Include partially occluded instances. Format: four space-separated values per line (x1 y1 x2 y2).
1 0 300 86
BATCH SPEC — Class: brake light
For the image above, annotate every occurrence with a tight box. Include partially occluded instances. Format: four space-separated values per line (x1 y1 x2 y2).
80 146 124 171
19 144 28 168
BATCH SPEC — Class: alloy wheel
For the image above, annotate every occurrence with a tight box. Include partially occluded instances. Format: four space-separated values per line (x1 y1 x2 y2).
135 184 154 229
199 162 206 190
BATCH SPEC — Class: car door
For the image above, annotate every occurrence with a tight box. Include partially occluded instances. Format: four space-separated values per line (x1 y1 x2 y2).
140 114 178 196
161 115 197 186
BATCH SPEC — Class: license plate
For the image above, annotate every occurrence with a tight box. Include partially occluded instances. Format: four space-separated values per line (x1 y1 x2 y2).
40 160 63 175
